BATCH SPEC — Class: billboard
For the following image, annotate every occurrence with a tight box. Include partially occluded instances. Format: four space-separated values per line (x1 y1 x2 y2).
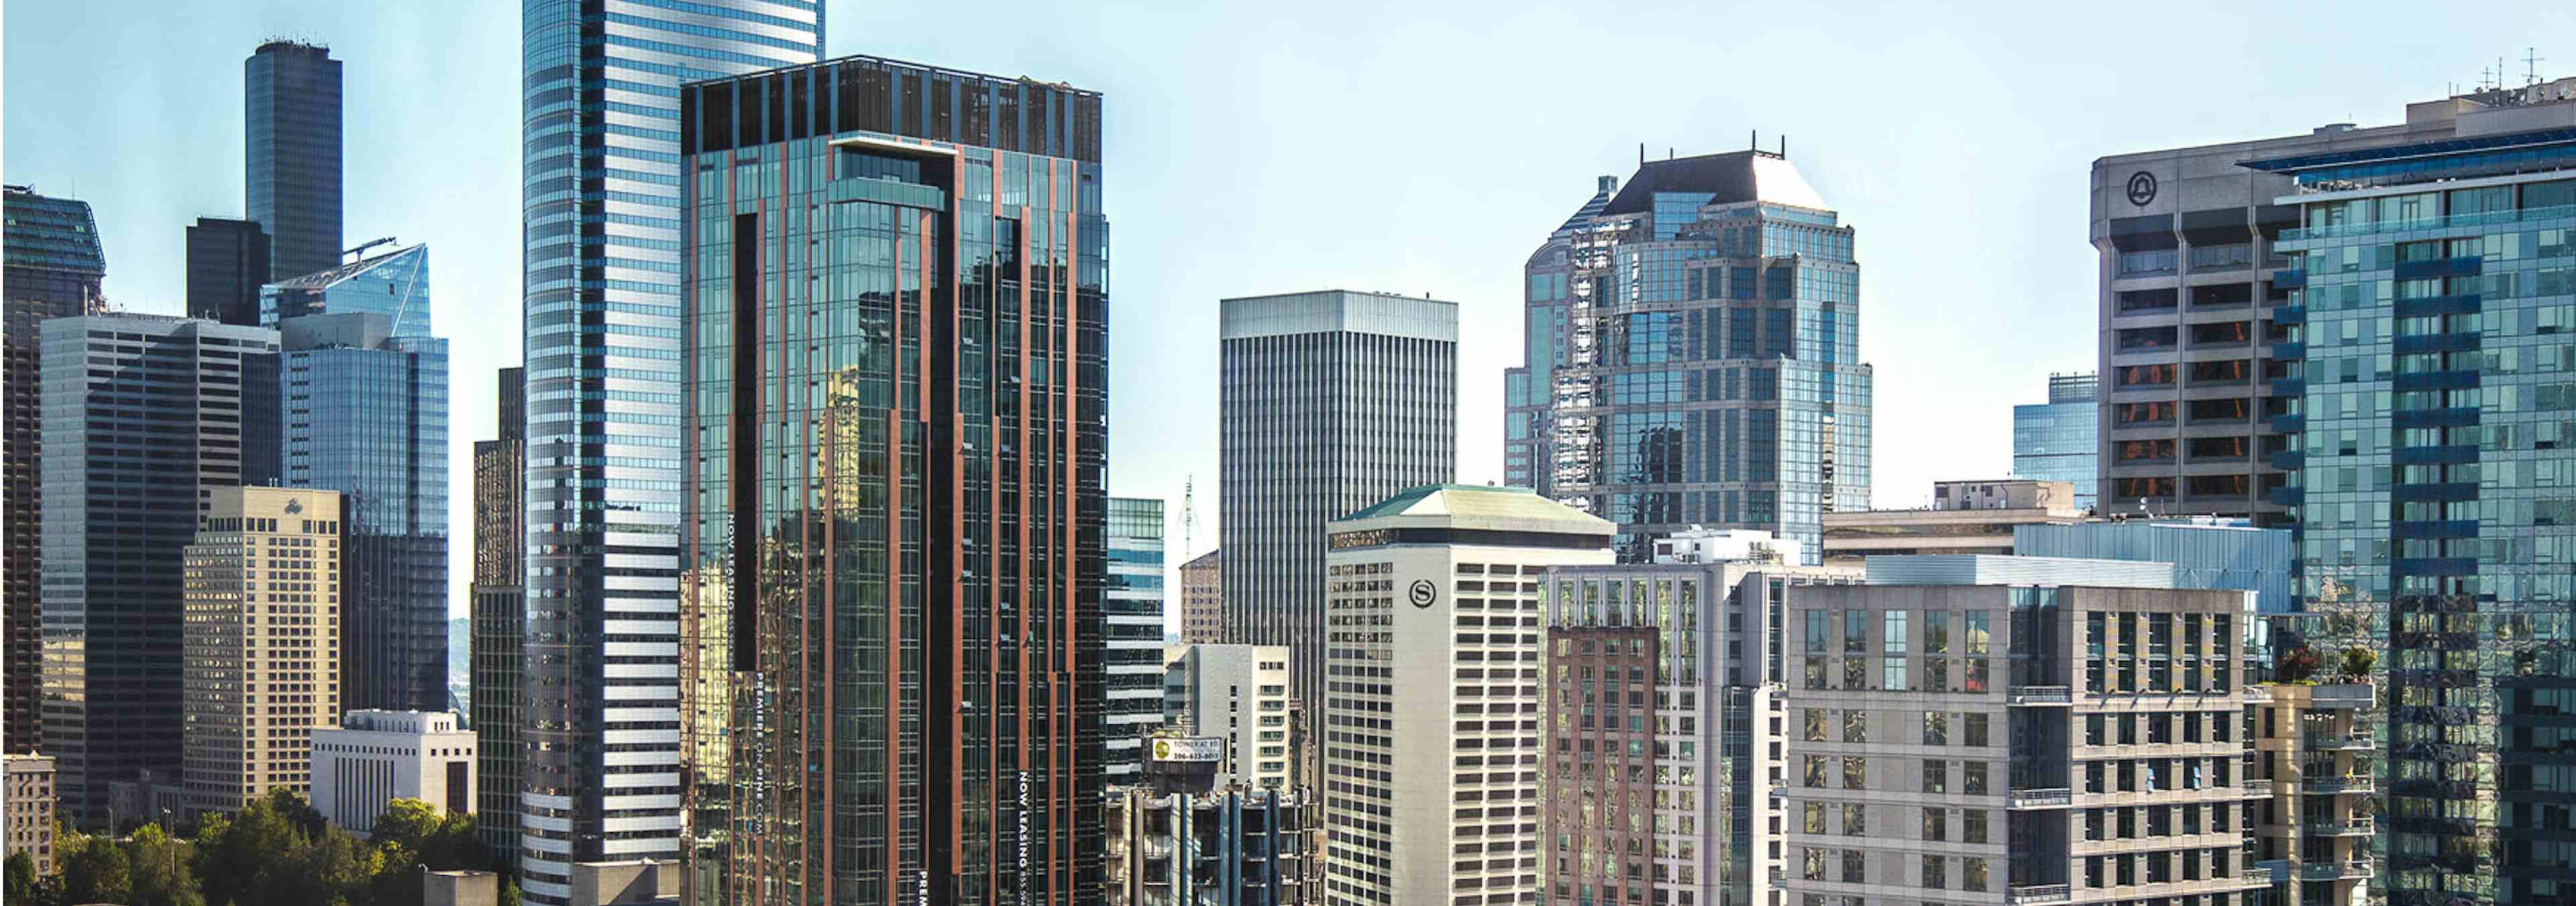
1149 736 1225 764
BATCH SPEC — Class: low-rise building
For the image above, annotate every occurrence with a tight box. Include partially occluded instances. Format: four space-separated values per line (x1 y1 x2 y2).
1105 734 1309 905
1163 644 1294 790
309 709 475 834
4 754 56 874
1822 481 2086 562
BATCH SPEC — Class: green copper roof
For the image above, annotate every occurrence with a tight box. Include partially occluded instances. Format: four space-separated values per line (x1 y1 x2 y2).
1337 483 1601 525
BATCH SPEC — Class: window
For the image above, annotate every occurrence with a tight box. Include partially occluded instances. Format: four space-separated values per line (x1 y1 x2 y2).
1964 658 1990 694
1803 848 1826 881
1964 762 1988 795
1843 803 1865 836
1965 713 1989 748
1804 755 1827 788
1923 759 1948 794
1805 611 1828 654
1925 611 1950 653
1843 709 1868 743
1844 756 1867 791
1962 857 1988 893
1843 850 1865 884
1923 711 1949 746
1844 610 1867 653
1805 709 1826 742
1964 810 1988 845
1923 855 1947 890
1805 801 1826 834
1923 807 1947 842
1964 612 1990 654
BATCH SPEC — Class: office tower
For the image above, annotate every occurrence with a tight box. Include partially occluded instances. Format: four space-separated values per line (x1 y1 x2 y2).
1104 736 1309 905
472 366 525 864
519 2 818 897
180 486 343 819
4 754 58 875
185 216 270 325
1779 557 2265 906
40 313 278 825
1821 479 2086 561
3 185 105 755
1179 550 1224 644
1160 644 1293 791
675 54 1102 906
260 242 431 335
2012 373 2099 511
246 40 341 283
309 709 476 834
2012 519 2295 614
1540 544 1860 906
2247 680 2376 905
1506 151 1874 562
1220 289 1457 787
1322 485 1615 906
1098 498 1172 789
276 312 449 713
2235 81 2576 905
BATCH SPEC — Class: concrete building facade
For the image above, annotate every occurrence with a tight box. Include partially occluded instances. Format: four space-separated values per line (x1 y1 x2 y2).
1163 644 1295 791
309 709 475 834
1821 481 2085 562
4 754 57 875
2246 682 2376 906
1180 550 1225 645
1320 485 1615 906
181 487 343 818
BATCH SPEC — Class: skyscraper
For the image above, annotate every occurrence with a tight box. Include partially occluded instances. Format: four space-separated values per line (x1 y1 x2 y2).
181 487 343 818
3 185 105 755
472 367 525 866
276 311 449 713
185 217 269 326
260 242 430 336
1177 550 1224 644
1097 499 1171 789
1507 150 1874 562
41 313 279 826
676 53 1102 906
518 3 819 898
1218 289 1457 787
246 40 342 283
2011 372 2098 511
2241 81 2576 905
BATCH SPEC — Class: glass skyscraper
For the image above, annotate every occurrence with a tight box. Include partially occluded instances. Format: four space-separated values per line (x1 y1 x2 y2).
2012 372 2099 511
3 185 106 757
1097 498 1169 789
519 3 818 899
676 53 1105 905
185 216 269 326
2249 97 2576 906
1506 150 1874 562
276 311 450 714
473 367 526 866
261 242 431 336
246 40 342 283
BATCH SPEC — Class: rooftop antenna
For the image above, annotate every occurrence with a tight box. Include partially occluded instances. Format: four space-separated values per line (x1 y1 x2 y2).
1181 476 1198 561
2527 46 2546 87
1750 129 1758 151
1780 134 1787 158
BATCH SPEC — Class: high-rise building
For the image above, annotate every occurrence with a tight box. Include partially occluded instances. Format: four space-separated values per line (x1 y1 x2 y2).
675 54 1103 906
1780 556 2267 906
260 242 431 335
276 312 448 713
1178 550 1224 644
41 313 278 826
2235 81 2576 905
181 486 343 819
185 216 270 326
1540 546 1861 906
2012 373 2098 511
472 366 525 865
3 185 105 755
1160 644 1293 791
1219 289 1457 787
2246 680 2377 906
5 754 58 876
1099 498 1172 789
246 40 342 283
518 2 819 897
1104 736 1309 906
1506 151 1874 562
310 709 476 834
1321 484 1615 906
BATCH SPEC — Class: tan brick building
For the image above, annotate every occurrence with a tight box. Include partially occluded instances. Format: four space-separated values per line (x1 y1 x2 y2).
182 487 343 817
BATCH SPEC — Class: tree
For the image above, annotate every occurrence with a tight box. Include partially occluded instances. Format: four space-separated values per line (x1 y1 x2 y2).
2338 646 2377 683
125 823 209 906
2273 644 2321 684
369 799 484 871
6 850 39 906
58 828 133 905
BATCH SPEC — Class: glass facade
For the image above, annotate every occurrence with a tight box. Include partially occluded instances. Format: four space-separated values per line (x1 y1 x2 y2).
676 54 1105 906
1098 498 1168 787
2252 134 2576 906
2012 372 2099 511
260 243 432 337
3 185 105 756
185 216 270 326
518 2 820 899
245 40 341 283
1507 152 1872 562
278 311 450 714
472 368 525 866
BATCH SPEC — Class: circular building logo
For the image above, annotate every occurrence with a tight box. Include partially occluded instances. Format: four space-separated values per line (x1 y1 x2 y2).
2126 171 2158 207
1409 579 1438 609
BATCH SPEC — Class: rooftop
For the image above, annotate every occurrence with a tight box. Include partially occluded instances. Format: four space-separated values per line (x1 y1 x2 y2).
1599 150 1829 215
1335 483 1613 533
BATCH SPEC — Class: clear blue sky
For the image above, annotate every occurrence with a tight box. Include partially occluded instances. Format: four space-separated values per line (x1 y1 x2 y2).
7 1 2571 617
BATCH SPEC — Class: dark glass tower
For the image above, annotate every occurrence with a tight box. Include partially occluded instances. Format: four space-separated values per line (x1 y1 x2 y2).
185 216 270 325
519 3 819 901
1096 498 1168 786
276 310 449 714
472 367 525 866
1505 151 1874 562
41 313 279 826
677 54 1106 906
246 40 342 283
3 185 106 756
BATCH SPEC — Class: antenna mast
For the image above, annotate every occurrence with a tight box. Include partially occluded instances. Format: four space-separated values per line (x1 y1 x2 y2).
1182 476 1199 561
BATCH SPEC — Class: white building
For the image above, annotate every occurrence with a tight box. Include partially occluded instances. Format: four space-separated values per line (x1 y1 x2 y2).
1162 644 1294 790
309 709 476 834
1322 484 1615 906
1652 525 1806 566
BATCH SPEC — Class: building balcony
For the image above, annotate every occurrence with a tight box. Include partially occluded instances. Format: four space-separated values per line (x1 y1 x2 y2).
2270 413 2304 434
2007 685 2073 705
2271 340 2306 361
2299 860 2373 881
2309 818 2375 837
2392 368 2480 392
2008 885 2072 905
2392 444 2479 466
2271 268 2306 289
2267 485 2304 507
2306 732 2377 752
2269 376 2306 397
2308 685 2373 709
2394 256 2482 280
2245 866 2283 886
2008 788 2073 809
2392 331 2481 354
2303 776 2375 795
2267 449 2304 471
2392 406 2480 429
2272 305 2306 324
2394 293 2481 318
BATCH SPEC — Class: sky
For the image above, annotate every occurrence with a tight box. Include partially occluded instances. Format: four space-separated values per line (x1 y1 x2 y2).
6 1 2572 619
